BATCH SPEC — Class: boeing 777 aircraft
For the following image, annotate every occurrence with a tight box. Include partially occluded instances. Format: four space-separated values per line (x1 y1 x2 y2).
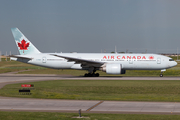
10 28 177 77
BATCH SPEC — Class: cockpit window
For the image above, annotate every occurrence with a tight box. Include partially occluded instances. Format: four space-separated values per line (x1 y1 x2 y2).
169 59 174 61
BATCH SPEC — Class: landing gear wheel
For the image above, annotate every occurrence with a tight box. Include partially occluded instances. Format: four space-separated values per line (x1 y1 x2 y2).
160 74 163 77
88 73 92 77
95 73 99 77
84 73 100 77
84 73 88 77
92 74 96 77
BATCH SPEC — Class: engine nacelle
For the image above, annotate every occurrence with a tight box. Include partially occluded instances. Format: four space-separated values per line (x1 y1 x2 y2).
101 64 123 74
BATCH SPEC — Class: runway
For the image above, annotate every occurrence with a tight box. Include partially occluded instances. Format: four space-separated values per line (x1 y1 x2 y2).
1 73 180 114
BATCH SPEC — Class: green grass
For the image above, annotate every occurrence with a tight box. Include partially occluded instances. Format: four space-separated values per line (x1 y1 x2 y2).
16 64 180 77
0 111 180 120
0 58 44 74
1 80 180 102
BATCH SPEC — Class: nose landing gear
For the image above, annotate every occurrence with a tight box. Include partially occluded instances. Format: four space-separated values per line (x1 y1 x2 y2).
160 74 163 77
159 69 166 77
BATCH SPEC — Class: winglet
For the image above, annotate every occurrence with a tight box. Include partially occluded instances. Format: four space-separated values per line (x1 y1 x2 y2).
11 28 41 55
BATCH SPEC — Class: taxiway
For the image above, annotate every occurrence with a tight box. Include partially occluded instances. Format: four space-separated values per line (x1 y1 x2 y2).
0 74 180 114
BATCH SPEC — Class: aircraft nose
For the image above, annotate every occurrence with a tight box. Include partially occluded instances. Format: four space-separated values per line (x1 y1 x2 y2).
173 61 178 67
175 61 178 66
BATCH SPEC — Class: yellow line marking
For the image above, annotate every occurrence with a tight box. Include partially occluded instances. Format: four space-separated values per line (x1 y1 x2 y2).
86 101 104 111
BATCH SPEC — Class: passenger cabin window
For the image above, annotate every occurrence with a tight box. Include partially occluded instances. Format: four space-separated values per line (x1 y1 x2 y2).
169 59 174 61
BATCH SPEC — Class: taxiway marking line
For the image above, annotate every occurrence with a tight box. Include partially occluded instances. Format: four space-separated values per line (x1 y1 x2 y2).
86 101 104 111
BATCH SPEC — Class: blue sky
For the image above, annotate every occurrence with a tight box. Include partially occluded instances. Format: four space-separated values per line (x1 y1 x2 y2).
0 0 180 54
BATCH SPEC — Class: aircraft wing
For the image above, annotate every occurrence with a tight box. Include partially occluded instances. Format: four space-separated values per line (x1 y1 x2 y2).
50 54 104 67
9 55 33 60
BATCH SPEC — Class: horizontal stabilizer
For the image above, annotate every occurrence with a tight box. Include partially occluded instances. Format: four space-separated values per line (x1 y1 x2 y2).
9 55 33 60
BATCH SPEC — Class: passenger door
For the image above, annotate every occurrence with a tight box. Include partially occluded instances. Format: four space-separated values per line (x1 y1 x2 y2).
42 57 46 63
129 58 133 64
157 58 161 64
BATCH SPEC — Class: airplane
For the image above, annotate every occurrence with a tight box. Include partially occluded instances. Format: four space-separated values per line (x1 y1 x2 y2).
10 28 177 77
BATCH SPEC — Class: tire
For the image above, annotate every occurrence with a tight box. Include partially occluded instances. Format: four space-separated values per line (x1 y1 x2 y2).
88 73 92 77
160 74 163 77
95 73 99 77
84 73 88 77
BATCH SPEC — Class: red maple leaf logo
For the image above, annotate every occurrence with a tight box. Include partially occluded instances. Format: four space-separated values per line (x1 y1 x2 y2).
17 39 30 53
149 56 154 60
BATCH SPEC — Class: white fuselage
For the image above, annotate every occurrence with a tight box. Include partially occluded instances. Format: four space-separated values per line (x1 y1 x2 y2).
11 53 177 71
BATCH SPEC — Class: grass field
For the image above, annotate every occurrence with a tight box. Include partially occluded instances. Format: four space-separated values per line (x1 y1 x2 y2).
0 58 44 74
16 68 180 76
1 80 180 102
0 111 180 120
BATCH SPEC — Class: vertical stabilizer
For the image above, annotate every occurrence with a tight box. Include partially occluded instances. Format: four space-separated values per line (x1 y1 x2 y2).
11 28 41 55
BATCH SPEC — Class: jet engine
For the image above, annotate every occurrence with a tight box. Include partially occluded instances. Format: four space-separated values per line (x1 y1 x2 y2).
100 64 126 74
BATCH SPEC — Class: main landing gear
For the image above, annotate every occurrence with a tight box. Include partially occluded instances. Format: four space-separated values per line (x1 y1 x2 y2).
84 69 99 77
84 73 99 77
159 69 166 77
